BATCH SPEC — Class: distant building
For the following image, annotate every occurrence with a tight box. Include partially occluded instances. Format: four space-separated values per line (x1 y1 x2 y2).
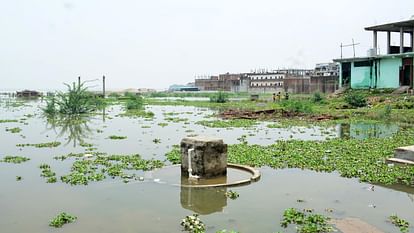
334 18 414 89
168 84 199 92
314 63 339 76
16 90 42 97
246 71 285 93
195 73 243 92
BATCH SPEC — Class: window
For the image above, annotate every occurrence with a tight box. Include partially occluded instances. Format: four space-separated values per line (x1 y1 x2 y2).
354 60 372 67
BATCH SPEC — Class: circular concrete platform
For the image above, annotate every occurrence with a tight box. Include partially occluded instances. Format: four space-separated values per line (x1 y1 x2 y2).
150 163 261 188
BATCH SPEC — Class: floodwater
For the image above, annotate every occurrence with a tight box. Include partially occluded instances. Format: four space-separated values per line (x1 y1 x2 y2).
0 97 413 233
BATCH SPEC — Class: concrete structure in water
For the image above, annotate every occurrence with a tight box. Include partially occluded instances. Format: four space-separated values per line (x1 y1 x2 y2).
180 136 227 179
334 18 414 89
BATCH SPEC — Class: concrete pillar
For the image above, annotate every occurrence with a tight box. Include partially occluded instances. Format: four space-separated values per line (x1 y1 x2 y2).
181 136 227 179
373 31 378 50
400 27 404 54
387 31 391 54
411 29 414 51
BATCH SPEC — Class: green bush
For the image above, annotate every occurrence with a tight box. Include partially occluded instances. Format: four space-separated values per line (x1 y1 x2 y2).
312 92 324 103
126 95 144 110
210 91 229 103
344 92 367 108
281 100 313 114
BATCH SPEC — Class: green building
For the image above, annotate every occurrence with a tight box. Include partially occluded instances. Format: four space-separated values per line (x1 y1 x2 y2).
334 19 414 89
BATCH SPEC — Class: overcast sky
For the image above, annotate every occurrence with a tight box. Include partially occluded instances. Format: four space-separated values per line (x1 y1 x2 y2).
0 0 413 90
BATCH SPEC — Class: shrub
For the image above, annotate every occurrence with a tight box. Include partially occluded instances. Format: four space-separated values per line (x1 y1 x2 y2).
210 91 228 103
126 95 144 110
281 100 313 114
344 92 367 108
312 92 324 103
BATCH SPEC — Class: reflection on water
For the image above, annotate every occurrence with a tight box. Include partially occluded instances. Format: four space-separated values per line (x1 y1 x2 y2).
338 122 399 139
180 185 227 215
45 114 94 147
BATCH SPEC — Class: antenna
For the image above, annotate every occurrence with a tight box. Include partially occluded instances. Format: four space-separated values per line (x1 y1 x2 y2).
340 38 360 58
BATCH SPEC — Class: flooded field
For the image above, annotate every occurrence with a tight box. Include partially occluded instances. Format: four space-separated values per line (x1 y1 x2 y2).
1 97 413 233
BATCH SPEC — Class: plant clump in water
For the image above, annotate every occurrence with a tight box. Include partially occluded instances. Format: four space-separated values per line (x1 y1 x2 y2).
281 208 334 233
39 164 57 183
225 190 240 200
0 156 30 164
16 141 61 148
49 212 77 228
389 214 410 233
5 127 22 133
108 135 127 140
181 214 205 233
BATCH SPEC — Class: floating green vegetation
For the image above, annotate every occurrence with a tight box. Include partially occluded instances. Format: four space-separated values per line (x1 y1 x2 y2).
153 138 161 144
79 141 94 148
0 156 30 164
196 119 258 128
166 128 414 186
119 110 154 118
216 231 239 233
6 127 22 133
281 208 334 233
16 176 22 181
39 164 57 183
267 123 283 128
16 141 61 148
389 215 410 233
0 119 19 123
164 117 188 123
225 190 239 200
56 153 163 185
141 125 151 128
49 212 77 228
108 135 127 140
158 122 168 127
181 214 205 233
165 145 181 164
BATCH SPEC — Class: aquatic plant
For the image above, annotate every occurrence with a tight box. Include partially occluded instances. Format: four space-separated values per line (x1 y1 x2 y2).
196 119 257 128
5 127 22 133
57 153 164 185
166 128 414 186
39 164 57 183
209 91 229 103
181 214 205 233
108 135 127 140
16 176 22 181
281 100 313 114
281 208 334 233
16 141 61 148
0 119 19 123
0 156 30 164
49 212 77 228
225 190 240 200
125 94 144 110
389 215 410 233
44 82 103 116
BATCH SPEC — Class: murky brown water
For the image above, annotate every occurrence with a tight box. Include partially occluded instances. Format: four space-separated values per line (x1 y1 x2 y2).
0 97 413 233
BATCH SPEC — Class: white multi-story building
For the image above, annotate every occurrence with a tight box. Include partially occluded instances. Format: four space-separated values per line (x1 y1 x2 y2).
247 72 285 89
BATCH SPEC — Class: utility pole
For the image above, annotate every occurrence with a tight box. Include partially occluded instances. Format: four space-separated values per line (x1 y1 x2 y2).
102 75 106 98
340 39 360 59
78 76 81 87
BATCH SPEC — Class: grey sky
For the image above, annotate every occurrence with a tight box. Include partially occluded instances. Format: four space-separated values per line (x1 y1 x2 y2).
0 0 413 90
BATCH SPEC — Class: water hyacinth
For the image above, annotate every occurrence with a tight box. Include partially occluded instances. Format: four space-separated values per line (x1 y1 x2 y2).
181 214 205 233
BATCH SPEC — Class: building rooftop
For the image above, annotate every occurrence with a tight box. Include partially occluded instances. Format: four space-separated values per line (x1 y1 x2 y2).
333 52 414 63
365 19 414 32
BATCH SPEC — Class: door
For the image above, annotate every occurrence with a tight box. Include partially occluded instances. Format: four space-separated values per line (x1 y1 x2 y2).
341 62 351 87
401 58 413 87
